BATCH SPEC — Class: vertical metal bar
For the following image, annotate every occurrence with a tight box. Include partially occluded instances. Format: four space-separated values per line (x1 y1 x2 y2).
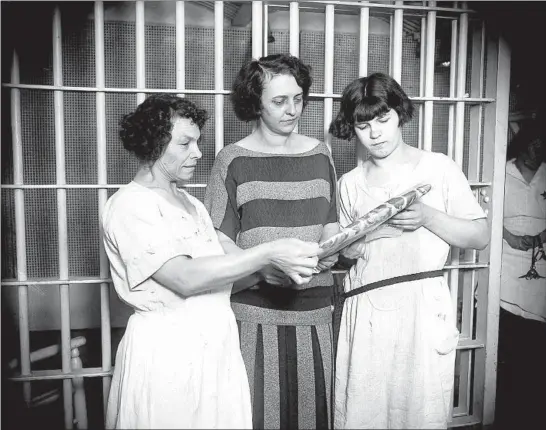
323 4 335 152
454 6 469 168
176 1 186 98
417 16 426 149
447 18 458 160
214 1 224 156
290 1 300 134
480 32 511 428
358 3 369 77
453 349 472 416
263 4 268 57
11 50 32 406
450 4 469 323
462 21 486 346
391 1 404 83
53 7 74 429
289 2 299 57
422 1 436 152
389 14 394 76
356 3 369 165
468 21 486 181
135 1 145 105
94 1 112 416
448 16 460 323
252 1 263 60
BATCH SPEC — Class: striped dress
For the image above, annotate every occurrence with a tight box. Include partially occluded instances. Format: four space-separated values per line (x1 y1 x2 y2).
205 141 338 429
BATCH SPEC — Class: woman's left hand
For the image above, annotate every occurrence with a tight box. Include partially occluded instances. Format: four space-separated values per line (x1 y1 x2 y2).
388 201 435 231
316 253 339 272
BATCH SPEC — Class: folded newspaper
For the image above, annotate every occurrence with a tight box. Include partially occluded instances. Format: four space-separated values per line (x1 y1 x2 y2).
318 184 432 259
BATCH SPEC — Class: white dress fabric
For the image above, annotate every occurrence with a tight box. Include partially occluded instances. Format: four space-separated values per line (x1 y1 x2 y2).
334 152 486 429
500 160 546 321
102 182 252 429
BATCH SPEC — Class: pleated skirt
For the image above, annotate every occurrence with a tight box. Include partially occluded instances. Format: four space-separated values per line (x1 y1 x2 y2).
232 285 334 430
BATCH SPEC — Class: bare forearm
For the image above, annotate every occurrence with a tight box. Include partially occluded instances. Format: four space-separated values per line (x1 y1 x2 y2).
425 210 489 250
232 272 262 293
216 231 262 292
154 244 272 297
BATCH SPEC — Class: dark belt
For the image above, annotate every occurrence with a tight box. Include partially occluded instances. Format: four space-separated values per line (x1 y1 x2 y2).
333 269 445 355
342 269 445 299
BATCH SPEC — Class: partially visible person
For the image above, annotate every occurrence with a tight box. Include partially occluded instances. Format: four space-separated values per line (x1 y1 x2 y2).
102 94 320 429
205 54 339 429
330 73 489 429
496 119 546 430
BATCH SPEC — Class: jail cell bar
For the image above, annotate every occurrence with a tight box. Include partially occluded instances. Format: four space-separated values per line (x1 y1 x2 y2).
1 1 509 429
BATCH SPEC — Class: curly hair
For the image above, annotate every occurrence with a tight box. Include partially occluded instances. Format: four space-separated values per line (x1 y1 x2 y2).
119 94 209 162
329 73 414 141
231 53 313 122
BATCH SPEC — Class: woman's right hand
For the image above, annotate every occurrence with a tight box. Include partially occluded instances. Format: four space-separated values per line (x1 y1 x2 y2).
503 228 534 251
267 238 320 285
341 237 368 260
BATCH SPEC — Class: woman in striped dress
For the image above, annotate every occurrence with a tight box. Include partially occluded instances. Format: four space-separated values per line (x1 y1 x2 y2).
205 54 340 429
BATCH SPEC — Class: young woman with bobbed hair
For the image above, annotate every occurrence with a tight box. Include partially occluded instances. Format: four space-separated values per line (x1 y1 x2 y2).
330 73 489 429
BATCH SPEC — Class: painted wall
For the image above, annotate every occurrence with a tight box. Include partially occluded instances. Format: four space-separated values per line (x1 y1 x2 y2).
93 1 390 35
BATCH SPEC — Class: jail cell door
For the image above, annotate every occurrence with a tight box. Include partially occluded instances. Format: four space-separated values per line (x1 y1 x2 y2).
260 1 509 427
2 1 510 429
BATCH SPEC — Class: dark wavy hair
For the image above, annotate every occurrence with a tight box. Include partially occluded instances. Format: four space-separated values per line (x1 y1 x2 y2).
231 53 312 122
119 94 209 162
329 73 414 141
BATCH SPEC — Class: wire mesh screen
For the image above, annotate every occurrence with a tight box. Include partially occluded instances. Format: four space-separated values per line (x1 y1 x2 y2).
2 18 466 316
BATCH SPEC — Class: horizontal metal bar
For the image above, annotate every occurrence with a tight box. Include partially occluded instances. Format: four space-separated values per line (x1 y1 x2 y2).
270 1 475 13
444 263 489 270
1 83 495 104
457 337 485 350
4 263 489 287
1 183 207 189
2 278 113 287
309 94 493 104
9 367 113 382
469 181 492 188
410 96 494 104
332 263 488 276
0 181 489 192
1 83 231 95
449 414 482 427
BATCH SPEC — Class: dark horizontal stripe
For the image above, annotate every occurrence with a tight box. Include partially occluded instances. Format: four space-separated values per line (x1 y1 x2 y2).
240 198 331 232
236 179 331 207
227 153 334 184
232 283 333 311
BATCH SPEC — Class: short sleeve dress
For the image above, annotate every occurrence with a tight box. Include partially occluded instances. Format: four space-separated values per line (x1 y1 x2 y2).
500 160 546 321
102 181 251 429
204 142 338 429
334 151 486 429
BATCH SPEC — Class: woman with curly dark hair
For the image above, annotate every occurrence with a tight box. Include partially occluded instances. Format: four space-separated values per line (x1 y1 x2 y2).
205 54 340 429
101 94 321 429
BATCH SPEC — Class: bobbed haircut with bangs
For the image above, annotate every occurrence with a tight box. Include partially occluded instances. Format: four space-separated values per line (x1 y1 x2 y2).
329 73 414 141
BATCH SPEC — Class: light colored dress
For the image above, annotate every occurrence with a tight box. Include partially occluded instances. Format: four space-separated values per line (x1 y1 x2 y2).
102 181 252 429
500 160 546 321
334 151 486 429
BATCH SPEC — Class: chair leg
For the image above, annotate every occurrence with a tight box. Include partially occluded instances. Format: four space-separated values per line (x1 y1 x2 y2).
71 345 88 429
